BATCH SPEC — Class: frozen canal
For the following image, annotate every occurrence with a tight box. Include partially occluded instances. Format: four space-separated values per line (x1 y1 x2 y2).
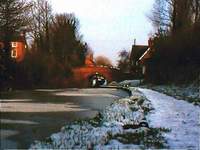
139 88 200 149
0 88 129 149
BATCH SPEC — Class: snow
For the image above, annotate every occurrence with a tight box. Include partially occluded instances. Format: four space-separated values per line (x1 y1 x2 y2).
147 84 200 105
30 88 153 149
119 80 142 87
119 80 200 106
95 139 140 149
29 86 200 149
138 88 200 150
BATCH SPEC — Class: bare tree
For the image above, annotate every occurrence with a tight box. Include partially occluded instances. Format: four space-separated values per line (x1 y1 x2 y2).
117 50 130 73
147 0 200 83
192 0 200 23
150 0 197 34
29 0 52 53
149 0 171 33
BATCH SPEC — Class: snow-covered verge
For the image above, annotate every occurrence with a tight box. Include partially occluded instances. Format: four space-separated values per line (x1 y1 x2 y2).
139 88 200 150
113 80 200 149
146 84 200 106
30 88 169 149
119 80 142 87
118 79 200 106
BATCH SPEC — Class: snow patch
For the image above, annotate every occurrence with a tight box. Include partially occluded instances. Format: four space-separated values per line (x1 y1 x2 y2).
148 84 200 105
139 88 200 149
119 80 142 87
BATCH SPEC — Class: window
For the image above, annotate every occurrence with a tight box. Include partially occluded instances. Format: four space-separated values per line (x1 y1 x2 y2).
11 48 17 58
142 66 146 75
11 42 17 48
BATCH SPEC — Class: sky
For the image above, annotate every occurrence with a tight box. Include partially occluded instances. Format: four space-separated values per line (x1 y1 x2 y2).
50 0 154 65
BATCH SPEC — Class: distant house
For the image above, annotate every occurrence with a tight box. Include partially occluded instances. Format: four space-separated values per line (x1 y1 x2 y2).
11 41 26 62
139 47 155 74
0 33 26 62
130 44 148 76
130 38 155 77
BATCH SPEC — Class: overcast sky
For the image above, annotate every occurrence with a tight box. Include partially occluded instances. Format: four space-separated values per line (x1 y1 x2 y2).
50 0 154 65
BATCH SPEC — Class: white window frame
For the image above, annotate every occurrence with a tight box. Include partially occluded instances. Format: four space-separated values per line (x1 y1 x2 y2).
142 66 146 75
11 42 17 48
11 48 17 58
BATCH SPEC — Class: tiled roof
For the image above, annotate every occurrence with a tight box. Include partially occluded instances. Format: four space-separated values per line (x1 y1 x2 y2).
130 45 148 62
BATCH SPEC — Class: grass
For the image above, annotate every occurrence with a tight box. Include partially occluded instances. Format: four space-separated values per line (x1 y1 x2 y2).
70 112 103 127
112 127 170 149
88 113 103 127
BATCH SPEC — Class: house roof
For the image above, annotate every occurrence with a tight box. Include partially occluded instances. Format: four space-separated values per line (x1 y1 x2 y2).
139 47 156 64
139 48 151 61
130 45 148 62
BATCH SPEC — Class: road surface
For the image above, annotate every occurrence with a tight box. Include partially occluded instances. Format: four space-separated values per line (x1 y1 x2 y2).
0 88 129 149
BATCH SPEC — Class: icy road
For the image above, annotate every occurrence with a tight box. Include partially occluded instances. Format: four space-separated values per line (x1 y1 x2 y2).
139 88 200 149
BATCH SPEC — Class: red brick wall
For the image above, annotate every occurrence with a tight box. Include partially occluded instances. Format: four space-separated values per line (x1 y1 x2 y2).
72 66 113 85
11 42 26 62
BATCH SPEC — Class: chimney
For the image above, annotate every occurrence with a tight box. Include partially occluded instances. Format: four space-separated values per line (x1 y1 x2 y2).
134 39 136 46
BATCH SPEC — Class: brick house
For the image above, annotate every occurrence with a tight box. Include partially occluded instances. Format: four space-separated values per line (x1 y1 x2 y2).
0 34 26 62
130 38 155 78
130 44 148 76
11 41 26 62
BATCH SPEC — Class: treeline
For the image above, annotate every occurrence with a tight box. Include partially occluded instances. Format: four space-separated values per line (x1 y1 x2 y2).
148 0 200 83
0 0 88 89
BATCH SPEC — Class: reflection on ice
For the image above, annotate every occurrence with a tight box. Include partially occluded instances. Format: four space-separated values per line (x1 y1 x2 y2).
0 99 33 102
1 119 39 125
1 129 19 139
53 92 118 97
0 102 89 112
